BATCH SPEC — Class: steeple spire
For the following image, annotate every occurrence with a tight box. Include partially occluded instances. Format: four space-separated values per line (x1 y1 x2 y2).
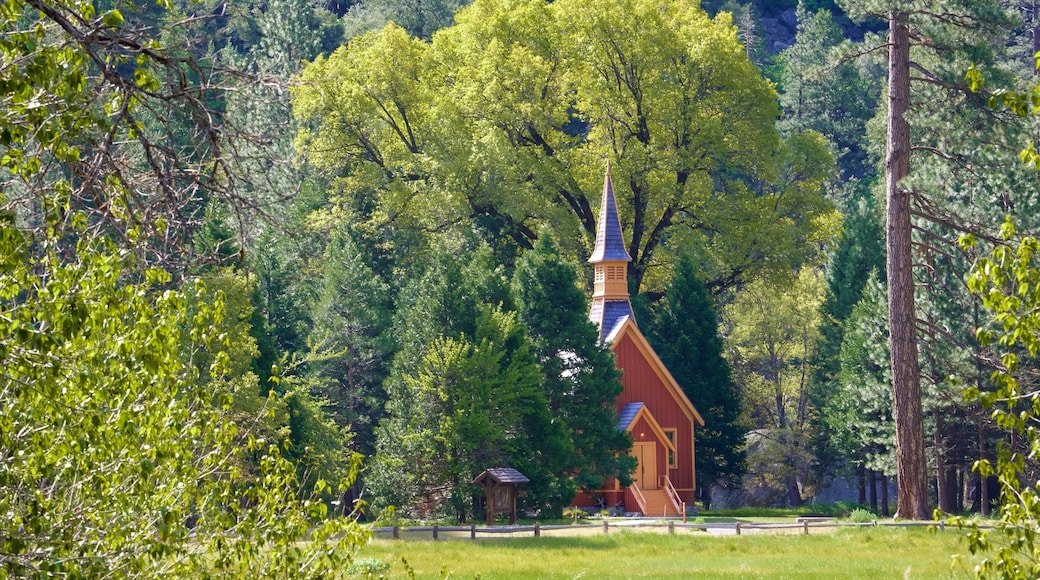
589 165 635 340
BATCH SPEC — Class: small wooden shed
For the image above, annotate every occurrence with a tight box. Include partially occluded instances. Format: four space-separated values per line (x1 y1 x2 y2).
473 468 529 526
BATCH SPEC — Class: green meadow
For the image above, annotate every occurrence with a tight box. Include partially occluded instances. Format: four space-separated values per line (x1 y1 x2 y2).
350 526 976 579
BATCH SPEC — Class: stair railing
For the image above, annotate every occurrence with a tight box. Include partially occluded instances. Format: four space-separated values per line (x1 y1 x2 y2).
660 475 685 519
629 482 647 515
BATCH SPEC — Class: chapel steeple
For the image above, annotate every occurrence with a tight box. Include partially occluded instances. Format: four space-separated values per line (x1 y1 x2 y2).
588 165 635 341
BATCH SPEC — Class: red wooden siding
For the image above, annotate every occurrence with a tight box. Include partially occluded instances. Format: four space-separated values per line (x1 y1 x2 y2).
613 333 696 493
629 415 668 488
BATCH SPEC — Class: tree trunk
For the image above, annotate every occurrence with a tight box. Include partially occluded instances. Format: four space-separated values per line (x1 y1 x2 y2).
869 469 878 513
881 473 890 517
979 413 990 516
934 407 952 514
886 11 931 520
857 464 867 505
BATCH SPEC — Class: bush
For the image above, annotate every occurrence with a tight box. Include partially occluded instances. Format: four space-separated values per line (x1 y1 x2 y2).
347 557 390 576
847 508 876 523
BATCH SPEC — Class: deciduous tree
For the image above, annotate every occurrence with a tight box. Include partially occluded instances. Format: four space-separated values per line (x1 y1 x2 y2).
293 0 836 297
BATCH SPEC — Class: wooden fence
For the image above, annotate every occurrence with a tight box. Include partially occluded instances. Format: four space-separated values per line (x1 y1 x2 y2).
368 518 981 541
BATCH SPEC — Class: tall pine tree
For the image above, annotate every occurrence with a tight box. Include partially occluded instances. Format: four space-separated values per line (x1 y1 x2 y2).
512 232 634 508
645 254 746 509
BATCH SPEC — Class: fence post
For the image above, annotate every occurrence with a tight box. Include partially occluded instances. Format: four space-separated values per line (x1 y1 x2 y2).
603 520 609 534
668 521 675 534
939 521 945 532
534 523 540 538
393 526 400 540
471 524 476 540
735 522 741 536
433 525 439 541
803 520 809 535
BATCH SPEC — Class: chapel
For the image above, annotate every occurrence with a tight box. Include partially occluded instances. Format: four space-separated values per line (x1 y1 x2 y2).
578 168 704 517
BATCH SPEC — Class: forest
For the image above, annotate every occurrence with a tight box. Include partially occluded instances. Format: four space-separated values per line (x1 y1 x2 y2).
6 0 1040 576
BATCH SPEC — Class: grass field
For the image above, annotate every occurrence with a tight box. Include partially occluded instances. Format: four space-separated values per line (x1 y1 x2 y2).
350 525 978 578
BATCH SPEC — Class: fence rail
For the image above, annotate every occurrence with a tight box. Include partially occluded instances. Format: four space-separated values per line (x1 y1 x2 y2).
368 519 984 541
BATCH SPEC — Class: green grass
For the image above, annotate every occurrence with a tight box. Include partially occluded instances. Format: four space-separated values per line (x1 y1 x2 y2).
350 526 976 578
701 503 865 518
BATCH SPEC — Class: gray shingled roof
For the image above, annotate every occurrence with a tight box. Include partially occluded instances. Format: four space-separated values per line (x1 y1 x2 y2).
473 468 530 485
588 170 632 263
617 402 643 431
596 303 634 342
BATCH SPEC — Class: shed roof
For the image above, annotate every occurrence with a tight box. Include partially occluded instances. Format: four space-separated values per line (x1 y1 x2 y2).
473 468 530 486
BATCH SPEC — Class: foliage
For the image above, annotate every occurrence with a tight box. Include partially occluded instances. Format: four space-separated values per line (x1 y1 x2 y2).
307 228 396 457
847 508 876 523
346 556 390 576
954 219 1040 578
826 274 895 477
810 198 886 474
0 216 367 577
293 0 837 297
373 304 550 520
369 245 553 520
725 268 826 506
776 5 879 186
512 231 634 504
644 254 747 507
0 0 302 272
0 0 368 572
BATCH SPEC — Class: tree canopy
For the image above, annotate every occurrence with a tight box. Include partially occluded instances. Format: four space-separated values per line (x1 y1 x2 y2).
293 0 837 296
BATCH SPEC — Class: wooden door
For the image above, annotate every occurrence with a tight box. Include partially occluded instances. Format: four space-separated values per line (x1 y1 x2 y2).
632 442 658 490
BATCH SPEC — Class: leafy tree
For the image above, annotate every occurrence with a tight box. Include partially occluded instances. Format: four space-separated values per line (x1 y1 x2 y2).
0 218 366 577
365 0 469 39
367 244 519 517
954 220 1040 577
725 268 825 506
838 0 1019 519
644 254 746 509
371 301 552 520
293 0 837 297
0 0 367 573
825 273 896 512
512 231 634 509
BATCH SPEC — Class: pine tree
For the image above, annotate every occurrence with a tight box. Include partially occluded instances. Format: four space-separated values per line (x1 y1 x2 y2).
369 244 560 520
307 229 395 457
811 198 885 473
645 254 746 509
512 232 634 509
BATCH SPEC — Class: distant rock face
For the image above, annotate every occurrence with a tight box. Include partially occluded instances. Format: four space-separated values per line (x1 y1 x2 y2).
761 7 798 54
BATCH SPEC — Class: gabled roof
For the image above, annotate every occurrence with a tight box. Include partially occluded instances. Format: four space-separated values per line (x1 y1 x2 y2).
473 468 530 486
588 168 632 263
591 301 635 342
606 316 705 426
617 402 644 430
617 402 676 453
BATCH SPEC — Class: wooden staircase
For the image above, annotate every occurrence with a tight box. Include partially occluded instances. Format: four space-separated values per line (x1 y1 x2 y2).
639 488 683 517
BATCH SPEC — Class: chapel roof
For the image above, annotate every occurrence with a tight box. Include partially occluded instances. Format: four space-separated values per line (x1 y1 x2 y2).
588 167 632 263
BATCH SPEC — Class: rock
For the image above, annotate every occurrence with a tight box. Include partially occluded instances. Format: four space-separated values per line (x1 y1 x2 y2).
779 7 799 33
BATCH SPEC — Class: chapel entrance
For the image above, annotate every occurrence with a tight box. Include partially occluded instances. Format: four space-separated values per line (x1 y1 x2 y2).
632 441 658 490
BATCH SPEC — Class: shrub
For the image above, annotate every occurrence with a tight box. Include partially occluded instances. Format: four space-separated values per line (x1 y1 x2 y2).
848 508 876 523
347 557 390 576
